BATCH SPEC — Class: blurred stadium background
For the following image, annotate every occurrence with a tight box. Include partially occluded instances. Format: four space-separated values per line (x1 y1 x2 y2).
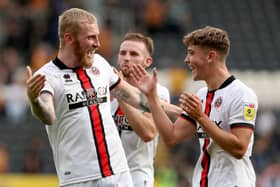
0 0 280 186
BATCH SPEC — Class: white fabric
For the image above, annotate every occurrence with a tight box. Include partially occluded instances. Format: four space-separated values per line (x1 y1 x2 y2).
36 54 129 186
182 78 258 187
111 84 170 187
62 171 133 187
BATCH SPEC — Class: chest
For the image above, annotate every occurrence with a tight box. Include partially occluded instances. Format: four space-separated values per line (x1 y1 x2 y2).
56 69 109 110
199 92 230 131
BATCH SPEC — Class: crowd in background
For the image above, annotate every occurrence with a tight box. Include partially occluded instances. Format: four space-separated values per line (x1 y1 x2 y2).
0 0 280 186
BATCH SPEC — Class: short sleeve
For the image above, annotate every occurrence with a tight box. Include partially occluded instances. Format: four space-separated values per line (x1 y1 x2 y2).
34 68 55 96
94 54 120 90
157 84 170 103
108 66 121 90
180 112 196 127
229 87 258 129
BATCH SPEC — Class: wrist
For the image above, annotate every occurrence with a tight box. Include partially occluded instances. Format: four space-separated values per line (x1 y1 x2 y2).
29 96 40 105
196 113 207 125
145 89 157 99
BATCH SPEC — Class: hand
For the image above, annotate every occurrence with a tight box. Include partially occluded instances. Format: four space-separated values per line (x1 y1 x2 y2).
131 64 157 97
179 92 204 120
112 66 124 80
26 66 46 103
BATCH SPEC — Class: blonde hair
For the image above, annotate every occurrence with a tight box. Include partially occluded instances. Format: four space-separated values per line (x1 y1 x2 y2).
122 33 154 56
183 26 230 57
58 8 97 48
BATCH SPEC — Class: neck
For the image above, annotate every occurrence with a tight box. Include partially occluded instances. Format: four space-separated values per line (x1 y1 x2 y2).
206 65 230 91
57 48 78 68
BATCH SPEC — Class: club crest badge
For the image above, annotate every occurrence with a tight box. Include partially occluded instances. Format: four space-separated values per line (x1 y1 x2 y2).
91 66 100 76
214 96 223 109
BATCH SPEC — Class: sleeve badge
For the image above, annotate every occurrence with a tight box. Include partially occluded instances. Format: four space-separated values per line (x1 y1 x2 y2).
243 103 255 121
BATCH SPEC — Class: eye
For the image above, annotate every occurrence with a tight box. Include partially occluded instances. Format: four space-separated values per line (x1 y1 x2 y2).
130 51 139 56
88 35 97 40
187 50 193 56
119 51 127 56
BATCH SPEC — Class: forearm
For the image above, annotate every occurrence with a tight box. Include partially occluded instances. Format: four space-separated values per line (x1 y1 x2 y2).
111 82 146 111
197 115 246 158
146 95 177 145
112 82 181 119
160 101 182 121
118 101 156 141
29 96 56 125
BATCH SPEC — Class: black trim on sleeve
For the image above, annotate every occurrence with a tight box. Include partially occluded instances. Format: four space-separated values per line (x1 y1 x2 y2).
40 90 53 96
110 77 121 91
180 113 196 126
230 123 254 130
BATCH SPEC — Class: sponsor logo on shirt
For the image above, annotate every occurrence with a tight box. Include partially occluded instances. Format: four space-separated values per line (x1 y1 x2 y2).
63 73 73 82
197 120 222 138
114 114 129 126
66 86 107 109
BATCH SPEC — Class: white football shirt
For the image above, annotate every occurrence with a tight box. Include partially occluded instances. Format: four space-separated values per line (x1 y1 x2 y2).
111 84 170 187
181 76 258 187
35 54 129 186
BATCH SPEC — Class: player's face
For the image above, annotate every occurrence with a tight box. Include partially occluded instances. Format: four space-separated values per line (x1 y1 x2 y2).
184 45 209 81
73 23 100 68
118 40 151 77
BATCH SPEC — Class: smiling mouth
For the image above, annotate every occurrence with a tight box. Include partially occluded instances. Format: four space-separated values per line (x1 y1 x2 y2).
87 49 96 57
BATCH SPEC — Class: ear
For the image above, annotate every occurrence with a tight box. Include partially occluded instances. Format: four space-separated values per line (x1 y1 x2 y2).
144 57 153 68
64 33 74 44
207 50 217 62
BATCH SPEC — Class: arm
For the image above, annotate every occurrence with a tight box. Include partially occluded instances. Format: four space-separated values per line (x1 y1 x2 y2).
111 79 182 119
26 66 56 125
179 92 253 159
130 65 196 146
118 100 157 142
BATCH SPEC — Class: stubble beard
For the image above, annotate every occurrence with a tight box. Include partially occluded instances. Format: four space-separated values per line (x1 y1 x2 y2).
121 69 132 78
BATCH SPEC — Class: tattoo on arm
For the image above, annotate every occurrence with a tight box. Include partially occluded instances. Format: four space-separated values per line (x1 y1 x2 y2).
139 94 150 112
113 87 151 112
160 104 165 110
113 88 130 101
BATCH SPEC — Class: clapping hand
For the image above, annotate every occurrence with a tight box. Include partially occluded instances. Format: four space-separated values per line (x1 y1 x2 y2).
131 64 158 98
179 92 204 121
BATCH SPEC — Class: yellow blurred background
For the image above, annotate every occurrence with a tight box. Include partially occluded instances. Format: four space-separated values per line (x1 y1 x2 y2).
0 174 58 187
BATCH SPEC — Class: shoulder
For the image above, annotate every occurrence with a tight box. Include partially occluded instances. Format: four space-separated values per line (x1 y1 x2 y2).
94 54 110 65
197 87 208 96
157 83 170 102
93 53 113 71
35 60 58 75
157 83 169 93
230 79 257 98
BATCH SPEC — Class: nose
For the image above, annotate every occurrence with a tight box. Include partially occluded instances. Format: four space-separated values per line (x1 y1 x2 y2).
184 55 190 64
124 54 130 61
93 37 100 49
121 52 130 62
118 52 130 67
